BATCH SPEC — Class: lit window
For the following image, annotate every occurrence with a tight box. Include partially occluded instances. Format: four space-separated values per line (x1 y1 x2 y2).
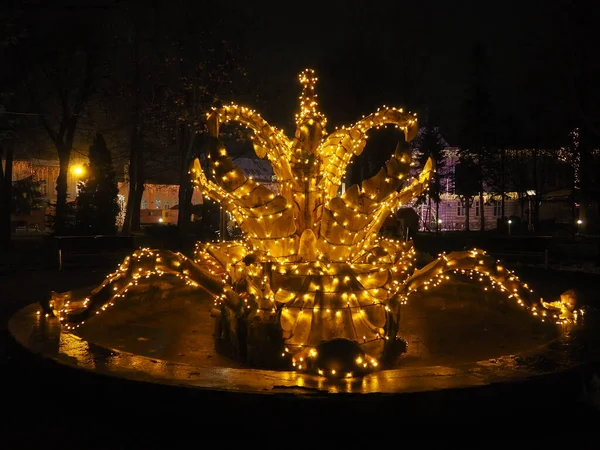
156 199 161 209
141 200 147 209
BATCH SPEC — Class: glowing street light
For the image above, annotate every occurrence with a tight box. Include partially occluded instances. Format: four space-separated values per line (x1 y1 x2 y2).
577 219 583 235
508 219 512 237
71 165 85 177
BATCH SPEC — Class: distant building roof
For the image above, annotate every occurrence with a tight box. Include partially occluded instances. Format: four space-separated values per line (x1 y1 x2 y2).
232 157 274 182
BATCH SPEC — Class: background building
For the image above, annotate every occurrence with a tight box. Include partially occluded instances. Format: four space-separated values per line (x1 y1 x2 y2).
10 156 276 231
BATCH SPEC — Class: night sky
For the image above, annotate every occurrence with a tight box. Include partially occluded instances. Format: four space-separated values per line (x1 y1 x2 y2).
3 0 595 148
206 0 575 143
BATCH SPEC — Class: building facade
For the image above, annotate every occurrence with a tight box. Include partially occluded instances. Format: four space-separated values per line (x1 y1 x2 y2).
10 156 276 230
12 147 582 234
411 145 583 232
11 158 89 231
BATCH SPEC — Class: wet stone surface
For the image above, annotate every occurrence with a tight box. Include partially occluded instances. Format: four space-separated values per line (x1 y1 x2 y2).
71 283 243 369
3 266 600 443
399 282 559 367
8 279 600 395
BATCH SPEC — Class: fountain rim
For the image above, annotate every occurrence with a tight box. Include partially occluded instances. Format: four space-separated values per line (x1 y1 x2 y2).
8 302 599 398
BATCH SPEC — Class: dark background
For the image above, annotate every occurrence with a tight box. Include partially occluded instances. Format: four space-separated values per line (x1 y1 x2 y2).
221 0 592 144
3 0 598 151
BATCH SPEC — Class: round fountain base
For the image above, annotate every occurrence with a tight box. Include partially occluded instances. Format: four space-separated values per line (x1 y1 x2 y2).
7 282 600 431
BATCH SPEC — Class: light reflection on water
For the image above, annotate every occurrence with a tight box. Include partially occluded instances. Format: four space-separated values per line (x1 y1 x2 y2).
8 303 600 395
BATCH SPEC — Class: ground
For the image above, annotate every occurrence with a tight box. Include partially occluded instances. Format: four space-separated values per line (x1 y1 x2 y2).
1 240 600 447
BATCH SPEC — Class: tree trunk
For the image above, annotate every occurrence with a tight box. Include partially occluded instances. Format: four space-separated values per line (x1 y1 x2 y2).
427 196 432 231
464 196 470 231
122 139 144 235
54 149 71 235
533 198 540 233
121 181 134 236
478 159 485 232
177 160 194 245
176 123 196 242
122 46 143 235
479 190 485 232
531 148 539 232
0 144 14 250
132 174 144 231
571 179 577 240
519 195 525 222
578 127 593 235
500 147 506 220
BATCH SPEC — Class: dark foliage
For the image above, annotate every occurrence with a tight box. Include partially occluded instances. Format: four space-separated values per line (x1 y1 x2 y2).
11 175 43 215
75 132 120 235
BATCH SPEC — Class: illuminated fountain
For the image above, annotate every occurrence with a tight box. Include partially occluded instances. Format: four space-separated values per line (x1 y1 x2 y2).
10 70 595 402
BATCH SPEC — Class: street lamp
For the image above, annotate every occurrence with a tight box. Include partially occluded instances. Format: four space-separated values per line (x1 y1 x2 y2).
71 165 85 177
71 164 86 196
508 219 512 237
577 219 583 235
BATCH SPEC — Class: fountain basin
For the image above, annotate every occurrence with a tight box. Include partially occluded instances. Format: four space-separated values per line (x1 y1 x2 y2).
9 281 599 396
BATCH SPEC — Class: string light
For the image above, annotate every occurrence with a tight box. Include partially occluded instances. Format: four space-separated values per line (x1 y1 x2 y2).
42 69 582 378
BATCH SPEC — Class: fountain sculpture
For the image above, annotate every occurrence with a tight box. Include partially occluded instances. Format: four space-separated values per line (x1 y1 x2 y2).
40 69 582 379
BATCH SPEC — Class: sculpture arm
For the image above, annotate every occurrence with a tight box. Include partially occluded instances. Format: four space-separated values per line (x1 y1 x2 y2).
320 108 419 203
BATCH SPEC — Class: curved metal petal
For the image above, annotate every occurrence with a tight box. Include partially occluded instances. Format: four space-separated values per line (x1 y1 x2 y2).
319 107 419 202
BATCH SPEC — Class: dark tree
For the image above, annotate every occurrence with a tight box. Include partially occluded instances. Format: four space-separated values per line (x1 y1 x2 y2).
454 157 479 231
413 113 446 232
0 0 26 249
16 8 103 235
559 1 600 234
521 1 600 234
457 41 496 232
103 2 249 242
75 133 119 235
106 3 154 236
12 175 43 215
156 4 249 243
0 103 15 249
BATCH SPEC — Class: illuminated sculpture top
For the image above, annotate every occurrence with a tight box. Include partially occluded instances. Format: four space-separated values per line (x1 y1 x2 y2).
194 68 431 263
